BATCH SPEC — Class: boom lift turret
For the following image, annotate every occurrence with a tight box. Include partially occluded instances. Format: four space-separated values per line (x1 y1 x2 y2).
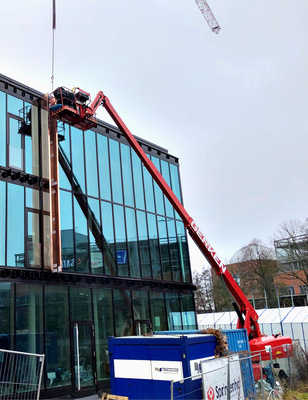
50 86 292 360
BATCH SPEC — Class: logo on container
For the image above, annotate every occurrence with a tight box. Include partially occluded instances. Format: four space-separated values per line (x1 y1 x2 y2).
207 386 215 400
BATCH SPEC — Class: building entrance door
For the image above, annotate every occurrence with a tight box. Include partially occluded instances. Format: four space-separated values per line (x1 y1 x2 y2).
72 321 96 392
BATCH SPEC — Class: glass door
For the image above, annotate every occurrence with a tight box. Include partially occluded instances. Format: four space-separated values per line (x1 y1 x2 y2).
72 321 96 391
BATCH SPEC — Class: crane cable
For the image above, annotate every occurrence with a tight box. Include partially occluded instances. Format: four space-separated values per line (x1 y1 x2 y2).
51 0 56 92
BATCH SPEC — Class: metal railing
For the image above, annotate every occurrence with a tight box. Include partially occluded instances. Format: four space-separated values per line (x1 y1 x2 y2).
0 349 44 400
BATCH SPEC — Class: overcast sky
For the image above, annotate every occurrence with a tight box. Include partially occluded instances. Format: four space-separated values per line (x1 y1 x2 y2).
1 0 308 272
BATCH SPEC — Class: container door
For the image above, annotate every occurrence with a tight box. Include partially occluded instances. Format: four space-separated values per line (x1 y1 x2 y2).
72 321 96 392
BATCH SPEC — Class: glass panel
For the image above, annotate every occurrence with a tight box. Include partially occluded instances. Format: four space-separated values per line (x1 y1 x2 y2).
0 181 6 266
60 190 74 271
170 164 182 203
74 323 94 388
176 220 191 283
7 94 23 116
0 91 6 166
44 214 52 270
131 150 145 210
9 117 23 169
151 156 165 216
161 160 174 218
150 292 168 331
113 289 133 336
26 187 39 209
180 293 197 329
109 139 123 204
15 284 43 354
125 207 140 278
165 292 182 330
59 163 71 190
25 135 32 174
45 286 71 388
27 211 41 269
88 197 103 274
93 289 114 381
120 144 134 207
85 130 98 197
71 127 85 193
147 213 162 280
101 201 116 275
114 205 128 276
74 197 89 273
70 287 92 321
157 217 171 281
136 211 151 279
167 219 182 282
7 184 24 267
97 134 111 201
60 124 71 161
43 191 50 212
143 166 155 213
0 283 14 349
132 291 150 320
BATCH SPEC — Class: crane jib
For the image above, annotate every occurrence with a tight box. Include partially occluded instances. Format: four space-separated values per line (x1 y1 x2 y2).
190 220 226 274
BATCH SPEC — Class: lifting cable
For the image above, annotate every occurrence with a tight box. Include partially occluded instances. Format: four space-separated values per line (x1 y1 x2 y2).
51 0 56 92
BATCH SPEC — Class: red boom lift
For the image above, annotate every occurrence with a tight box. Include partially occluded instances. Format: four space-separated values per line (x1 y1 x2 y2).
50 87 292 361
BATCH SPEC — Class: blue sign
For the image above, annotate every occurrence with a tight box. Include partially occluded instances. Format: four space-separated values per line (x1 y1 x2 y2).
117 250 127 264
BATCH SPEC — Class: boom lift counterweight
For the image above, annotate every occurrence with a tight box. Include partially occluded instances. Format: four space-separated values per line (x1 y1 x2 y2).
50 86 292 360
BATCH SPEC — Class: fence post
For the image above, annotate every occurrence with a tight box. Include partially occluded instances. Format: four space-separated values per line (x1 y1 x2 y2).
260 353 265 400
170 379 174 400
227 356 231 400
36 355 45 400
287 343 292 386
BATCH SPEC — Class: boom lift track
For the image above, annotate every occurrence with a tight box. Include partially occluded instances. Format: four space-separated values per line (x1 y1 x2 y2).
50 87 292 359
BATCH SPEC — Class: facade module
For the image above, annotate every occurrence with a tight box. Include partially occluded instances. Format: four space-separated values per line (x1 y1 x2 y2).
0 74 197 397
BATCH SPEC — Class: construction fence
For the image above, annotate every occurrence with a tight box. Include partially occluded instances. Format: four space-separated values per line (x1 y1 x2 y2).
170 340 307 400
0 349 45 400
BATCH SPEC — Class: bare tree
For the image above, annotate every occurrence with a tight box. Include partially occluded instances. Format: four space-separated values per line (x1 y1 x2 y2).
274 219 308 287
192 267 214 313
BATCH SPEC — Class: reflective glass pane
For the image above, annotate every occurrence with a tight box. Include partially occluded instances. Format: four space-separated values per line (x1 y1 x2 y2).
59 163 71 190
73 323 94 388
9 117 23 169
93 289 114 380
170 164 182 203
150 292 168 331
97 135 111 201
125 207 140 278
0 91 6 166
25 134 32 174
131 150 145 210
16 284 43 354
136 211 151 279
151 156 165 215
60 190 74 271
109 139 123 204
45 286 71 388
161 160 174 218
114 205 128 276
157 218 171 281
85 130 98 197
7 95 23 116
7 184 24 267
44 214 52 270
165 292 182 330
113 289 133 336
121 144 134 207
0 181 6 266
74 197 89 273
26 187 39 209
70 287 92 321
60 124 71 161
101 201 116 275
167 219 182 282
180 293 197 329
71 127 85 193
0 283 14 349
143 166 155 213
147 213 161 280
27 211 41 269
132 291 150 320
176 220 191 283
88 197 103 274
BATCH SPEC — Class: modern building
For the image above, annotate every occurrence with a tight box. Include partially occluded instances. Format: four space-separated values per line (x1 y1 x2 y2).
0 73 197 398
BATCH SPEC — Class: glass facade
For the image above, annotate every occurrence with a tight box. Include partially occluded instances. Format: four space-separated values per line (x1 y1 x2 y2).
0 77 196 395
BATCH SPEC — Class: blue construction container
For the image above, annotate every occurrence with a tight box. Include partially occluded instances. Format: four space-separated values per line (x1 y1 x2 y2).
222 329 256 399
108 334 217 400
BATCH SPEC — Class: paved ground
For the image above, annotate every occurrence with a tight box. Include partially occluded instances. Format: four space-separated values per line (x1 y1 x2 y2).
51 395 100 400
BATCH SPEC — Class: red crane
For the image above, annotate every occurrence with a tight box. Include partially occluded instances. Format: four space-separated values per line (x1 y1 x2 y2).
50 87 292 360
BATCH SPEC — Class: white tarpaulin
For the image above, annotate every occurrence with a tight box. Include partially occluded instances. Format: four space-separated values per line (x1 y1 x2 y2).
201 355 244 400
